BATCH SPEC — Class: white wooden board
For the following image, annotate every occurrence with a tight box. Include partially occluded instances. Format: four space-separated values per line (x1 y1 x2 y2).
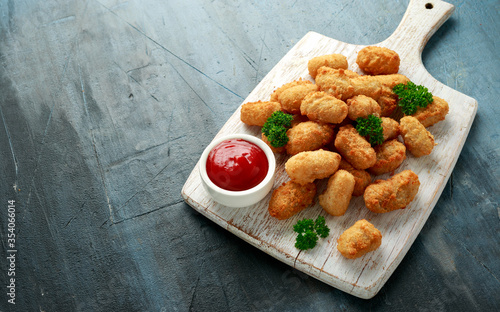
181 0 477 299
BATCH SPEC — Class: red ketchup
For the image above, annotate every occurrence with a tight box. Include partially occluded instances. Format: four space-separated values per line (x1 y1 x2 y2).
206 139 269 191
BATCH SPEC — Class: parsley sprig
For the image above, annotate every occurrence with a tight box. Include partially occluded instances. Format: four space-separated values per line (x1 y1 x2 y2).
293 216 330 250
355 114 384 146
262 111 293 148
393 81 434 115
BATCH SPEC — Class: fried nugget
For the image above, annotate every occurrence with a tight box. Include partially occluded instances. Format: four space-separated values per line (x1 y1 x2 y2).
285 149 341 185
350 76 398 116
278 84 319 114
356 46 400 75
364 170 420 213
308 54 348 79
240 101 281 126
300 91 348 124
270 79 312 103
337 219 382 259
368 139 406 176
334 124 377 170
316 67 401 116
373 74 410 89
372 74 409 116
399 116 435 157
377 94 398 117
346 95 381 120
381 117 400 141
350 75 385 100
286 121 334 155
338 159 372 196
319 170 355 216
411 96 449 127
315 67 356 100
268 181 316 220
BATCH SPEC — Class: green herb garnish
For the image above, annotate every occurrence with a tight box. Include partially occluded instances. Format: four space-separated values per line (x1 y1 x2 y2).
355 114 384 146
293 216 330 251
393 81 434 115
262 111 293 148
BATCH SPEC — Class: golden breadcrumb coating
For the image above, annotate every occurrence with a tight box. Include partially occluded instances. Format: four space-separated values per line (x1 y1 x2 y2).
268 181 316 220
319 170 356 216
346 94 381 120
285 149 341 185
364 170 420 213
356 46 400 75
334 124 377 170
339 159 372 196
368 139 407 176
286 121 334 155
278 84 318 114
240 101 281 126
374 74 410 89
400 116 435 157
316 67 408 116
308 54 348 79
337 219 382 259
381 117 400 141
411 96 449 127
270 79 313 103
300 91 348 124
315 67 355 100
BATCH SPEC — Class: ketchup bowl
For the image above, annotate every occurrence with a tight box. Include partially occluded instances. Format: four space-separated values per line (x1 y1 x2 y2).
199 134 276 208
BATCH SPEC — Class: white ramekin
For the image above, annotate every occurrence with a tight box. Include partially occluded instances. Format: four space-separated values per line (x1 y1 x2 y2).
199 133 276 207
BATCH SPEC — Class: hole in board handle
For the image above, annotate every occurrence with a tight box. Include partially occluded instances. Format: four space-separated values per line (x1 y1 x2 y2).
425 3 434 9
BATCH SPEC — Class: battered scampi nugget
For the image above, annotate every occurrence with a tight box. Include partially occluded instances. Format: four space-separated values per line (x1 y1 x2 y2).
278 83 318 114
286 121 334 155
316 67 408 116
285 149 341 185
268 181 316 220
338 159 372 196
337 219 382 259
300 91 348 124
381 117 400 141
364 170 420 213
319 170 355 216
334 124 377 170
308 54 348 79
364 74 409 116
411 96 449 127
346 95 381 120
270 79 312 103
350 76 398 117
315 67 355 100
240 101 281 126
356 46 400 75
368 139 406 176
399 116 435 157
373 74 410 89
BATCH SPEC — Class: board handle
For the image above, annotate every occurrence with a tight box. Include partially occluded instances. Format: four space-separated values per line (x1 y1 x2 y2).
381 0 454 64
